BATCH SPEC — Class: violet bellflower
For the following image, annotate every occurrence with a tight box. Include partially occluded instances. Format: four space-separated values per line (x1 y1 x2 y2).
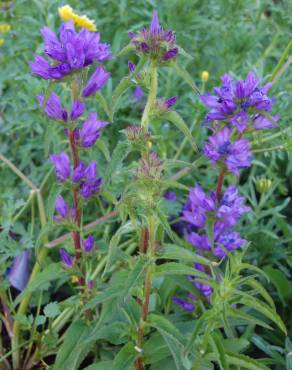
78 112 108 148
129 11 178 62
79 161 102 198
30 20 111 80
50 152 71 182
203 127 252 176
82 66 110 97
59 248 74 268
201 72 279 131
54 195 75 222
7 250 31 291
37 93 84 122
83 235 95 252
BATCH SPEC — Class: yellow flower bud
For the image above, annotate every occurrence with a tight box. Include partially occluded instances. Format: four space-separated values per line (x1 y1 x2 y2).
58 5 75 21
201 70 209 82
0 24 11 33
0 38 5 47
256 178 272 193
147 141 152 149
71 276 79 284
58 5 97 32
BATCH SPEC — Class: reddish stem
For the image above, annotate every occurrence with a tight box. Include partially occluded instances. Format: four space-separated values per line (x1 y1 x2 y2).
68 129 83 283
216 167 225 202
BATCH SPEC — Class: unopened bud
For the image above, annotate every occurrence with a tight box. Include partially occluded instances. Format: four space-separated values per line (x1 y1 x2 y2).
201 70 209 82
256 178 272 193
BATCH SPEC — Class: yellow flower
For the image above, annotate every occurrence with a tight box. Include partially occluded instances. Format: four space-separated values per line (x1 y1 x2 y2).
0 38 5 47
0 24 11 33
58 5 97 32
71 276 79 284
58 5 75 21
201 70 209 82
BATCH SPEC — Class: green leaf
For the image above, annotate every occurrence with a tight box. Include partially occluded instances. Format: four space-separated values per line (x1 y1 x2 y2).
102 221 134 277
96 92 112 121
173 62 200 93
123 257 151 297
263 265 292 304
210 332 229 370
251 335 285 364
13 263 65 307
239 296 287 334
53 320 91 370
154 262 210 280
243 278 275 309
158 244 210 265
148 314 186 370
83 362 113 370
83 283 125 311
144 332 170 365
111 342 137 370
103 142 130 188
226 308 272 330
163 111 198 153
155 207 176 242
226 352 269 370
44 302 60 318
148 314 185 346
96 139 111 162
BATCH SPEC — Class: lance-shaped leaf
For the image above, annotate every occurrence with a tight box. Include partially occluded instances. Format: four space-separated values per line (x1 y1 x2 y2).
163 111 198 153
173 62 200 94
111 342 137 370
210 332 230 370
225 352 269 370
154 262 210 280
157 244 210 266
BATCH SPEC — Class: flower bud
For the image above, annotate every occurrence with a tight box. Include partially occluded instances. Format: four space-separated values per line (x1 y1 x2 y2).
256 178 272 193
201 70 209 82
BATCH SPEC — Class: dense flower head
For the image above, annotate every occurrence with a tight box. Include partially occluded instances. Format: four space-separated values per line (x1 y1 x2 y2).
203 127 252 176
182 184 250 232
129 11 178 62
201 72 279 131
30 20 111 80
37 93 84 122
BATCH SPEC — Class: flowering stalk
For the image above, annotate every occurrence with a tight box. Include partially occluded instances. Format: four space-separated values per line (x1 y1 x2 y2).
141 61 158 129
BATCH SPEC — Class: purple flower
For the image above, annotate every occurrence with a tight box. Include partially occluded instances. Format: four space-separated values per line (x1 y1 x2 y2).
79 113 108 148
83 235 95 252
181 185 215 228
164 191 177 201
128 60 136 73
50 152 71 182
72 161 86 183
37 94 84 122
30 55 53 80
55 195 69 220
82 66 110 97
129 11 177 62
163 96 177 109
201 72 279 131
133 86 144 102
163 48 178 61
71 100 85 120
7 251 31 291
173 297 195 312
79 161 102 198
253 114 279 130
203 127 252 176
191 263 212 297
30 21 111 80
59 248 74 268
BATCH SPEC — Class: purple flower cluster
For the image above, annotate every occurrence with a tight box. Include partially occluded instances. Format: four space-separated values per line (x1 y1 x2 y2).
129 11 178 62
201 72 278 131
182 185 249 257
30 20 111 81
51 155 102 198
173 185 250 311
203 127 252 176
31 21 110 269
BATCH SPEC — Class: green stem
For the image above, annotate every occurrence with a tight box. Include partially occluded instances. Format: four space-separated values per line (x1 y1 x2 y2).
12 190 48 369
270 39 292 82
141 61 158 129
